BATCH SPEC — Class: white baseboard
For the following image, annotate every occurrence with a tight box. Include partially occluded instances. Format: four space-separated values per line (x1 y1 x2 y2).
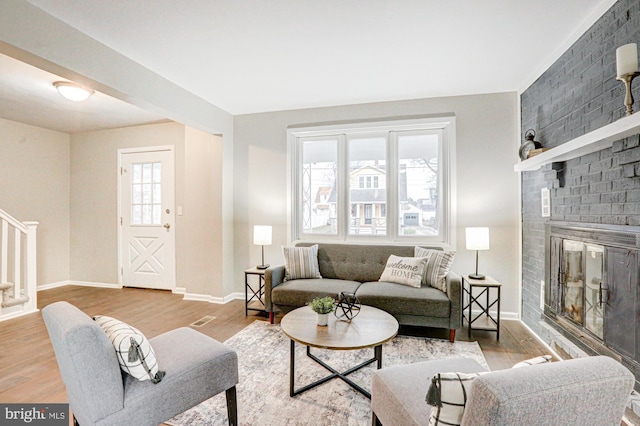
468 309 519 321
182 291 244 304
37 281 122 291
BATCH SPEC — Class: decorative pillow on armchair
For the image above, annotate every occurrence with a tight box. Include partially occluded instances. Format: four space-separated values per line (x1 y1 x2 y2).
426 371 482 426
93 315 165 383
512 354 553 368
414 247 455 292
283 244 322 280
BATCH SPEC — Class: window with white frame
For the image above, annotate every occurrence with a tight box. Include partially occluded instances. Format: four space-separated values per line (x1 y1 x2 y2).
288 116 456 247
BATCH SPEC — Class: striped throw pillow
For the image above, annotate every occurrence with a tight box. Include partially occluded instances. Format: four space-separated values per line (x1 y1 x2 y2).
93 315 165 383
283 245 322 280
415 247 455 292
426 371 481 426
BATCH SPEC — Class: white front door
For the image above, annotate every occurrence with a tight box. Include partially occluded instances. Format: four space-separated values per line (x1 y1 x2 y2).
118 147 175 290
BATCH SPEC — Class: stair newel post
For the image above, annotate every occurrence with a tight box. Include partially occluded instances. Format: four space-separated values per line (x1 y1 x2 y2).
24 222 38 312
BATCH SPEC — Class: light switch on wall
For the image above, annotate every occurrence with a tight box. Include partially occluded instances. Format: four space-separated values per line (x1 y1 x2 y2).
177 206 183 216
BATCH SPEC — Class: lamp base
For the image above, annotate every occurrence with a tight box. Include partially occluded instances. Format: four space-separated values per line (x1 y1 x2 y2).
256 264 270 270
469 273 485 280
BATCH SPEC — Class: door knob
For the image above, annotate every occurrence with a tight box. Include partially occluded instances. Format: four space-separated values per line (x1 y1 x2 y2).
163 223 171 230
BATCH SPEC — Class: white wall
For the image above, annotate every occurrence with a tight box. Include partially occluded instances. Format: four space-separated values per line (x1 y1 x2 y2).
234 92 522 317
0 117 70 286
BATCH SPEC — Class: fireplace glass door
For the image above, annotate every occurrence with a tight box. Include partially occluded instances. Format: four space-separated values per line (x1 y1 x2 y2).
584 244 604 339
561 240 604 338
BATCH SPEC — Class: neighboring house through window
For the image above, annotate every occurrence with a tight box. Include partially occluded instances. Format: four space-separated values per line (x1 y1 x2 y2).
287 116 456 248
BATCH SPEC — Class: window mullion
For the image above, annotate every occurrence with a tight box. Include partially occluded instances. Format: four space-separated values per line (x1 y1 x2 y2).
337 134 348 241
387 131 399 240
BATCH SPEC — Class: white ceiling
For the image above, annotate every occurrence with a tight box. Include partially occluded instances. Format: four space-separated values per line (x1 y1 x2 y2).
1 0 618 132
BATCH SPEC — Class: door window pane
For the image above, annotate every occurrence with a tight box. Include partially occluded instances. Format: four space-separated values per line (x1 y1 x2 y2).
398 133 439 236
302 139 337 234
131 161 162 225
349 137 386 235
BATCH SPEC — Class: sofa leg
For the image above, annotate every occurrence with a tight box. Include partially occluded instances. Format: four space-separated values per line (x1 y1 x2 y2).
449 329 456 343
269 312 275 324
226 386 237 426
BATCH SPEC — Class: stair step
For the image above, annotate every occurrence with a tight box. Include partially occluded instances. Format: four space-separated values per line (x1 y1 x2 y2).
0 282 13 290
2 295 29 308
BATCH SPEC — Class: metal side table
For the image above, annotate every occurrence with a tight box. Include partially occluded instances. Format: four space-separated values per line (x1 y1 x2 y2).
462 275 502 340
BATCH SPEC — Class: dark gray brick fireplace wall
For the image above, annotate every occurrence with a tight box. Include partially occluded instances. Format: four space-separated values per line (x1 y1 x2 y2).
520 0 640 337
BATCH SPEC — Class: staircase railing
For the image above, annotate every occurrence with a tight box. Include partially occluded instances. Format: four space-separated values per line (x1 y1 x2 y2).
0 209 38 320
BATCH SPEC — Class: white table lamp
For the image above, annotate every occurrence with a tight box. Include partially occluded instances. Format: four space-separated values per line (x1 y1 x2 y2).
254 225 272 269
465 227 490 280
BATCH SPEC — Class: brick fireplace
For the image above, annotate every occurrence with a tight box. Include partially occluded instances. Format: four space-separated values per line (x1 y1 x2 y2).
520 0 640 387
543 222 640 388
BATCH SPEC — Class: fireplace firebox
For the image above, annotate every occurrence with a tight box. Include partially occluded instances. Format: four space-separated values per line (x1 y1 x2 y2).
545 223 640 388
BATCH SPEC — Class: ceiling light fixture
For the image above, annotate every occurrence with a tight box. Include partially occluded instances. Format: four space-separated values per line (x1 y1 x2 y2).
53 81 94 102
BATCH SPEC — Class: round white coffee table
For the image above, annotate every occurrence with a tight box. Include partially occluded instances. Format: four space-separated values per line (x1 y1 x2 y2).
280 305 399 398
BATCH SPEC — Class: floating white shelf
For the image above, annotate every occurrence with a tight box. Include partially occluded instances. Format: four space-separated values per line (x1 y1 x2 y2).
514 112 640 172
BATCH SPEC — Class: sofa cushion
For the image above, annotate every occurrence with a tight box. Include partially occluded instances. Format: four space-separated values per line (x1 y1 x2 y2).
415 247 455 292
379 255 428 288
356 281 450 318
283 244 322 280
272 278 361 308
296 242 419 282
371 358 487 426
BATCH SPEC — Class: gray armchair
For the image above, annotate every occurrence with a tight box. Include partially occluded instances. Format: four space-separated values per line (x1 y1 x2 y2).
42 301 238 426
371 355 634 426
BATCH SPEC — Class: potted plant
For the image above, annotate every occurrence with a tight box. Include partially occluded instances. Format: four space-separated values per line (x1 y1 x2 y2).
308 296 335 326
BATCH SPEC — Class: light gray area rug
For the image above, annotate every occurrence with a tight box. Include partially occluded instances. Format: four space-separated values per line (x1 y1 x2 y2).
168 321 488 426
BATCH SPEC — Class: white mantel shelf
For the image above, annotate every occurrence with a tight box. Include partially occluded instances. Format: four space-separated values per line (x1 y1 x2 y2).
514 112 640 172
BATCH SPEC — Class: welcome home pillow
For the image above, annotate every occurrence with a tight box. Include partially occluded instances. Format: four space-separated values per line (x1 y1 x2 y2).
283 244 322 280
93 315 165 383
414 247 455 292
426 371 482 426
379 255 428 288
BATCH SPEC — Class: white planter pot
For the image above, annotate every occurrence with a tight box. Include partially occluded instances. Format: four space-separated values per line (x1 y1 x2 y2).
316 313 329 326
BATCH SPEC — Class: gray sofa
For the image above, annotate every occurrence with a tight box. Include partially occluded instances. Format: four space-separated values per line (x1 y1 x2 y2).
264 242 461 342
371 355 634 425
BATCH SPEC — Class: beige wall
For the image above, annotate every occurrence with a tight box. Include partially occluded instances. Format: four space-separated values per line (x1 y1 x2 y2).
233 93 522 317
180 128 224 296
70 122 186 284
0 117 70 285
70 122 227 297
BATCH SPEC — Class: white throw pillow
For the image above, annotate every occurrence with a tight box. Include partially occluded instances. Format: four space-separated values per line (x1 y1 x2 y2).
379 255 428 288
426 371 481 426
283 244 322 280
414 247 455 292
512 354 553 368
93 315 165 383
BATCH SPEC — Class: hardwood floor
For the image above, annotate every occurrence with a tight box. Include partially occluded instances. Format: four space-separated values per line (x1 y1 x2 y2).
0 285 552 406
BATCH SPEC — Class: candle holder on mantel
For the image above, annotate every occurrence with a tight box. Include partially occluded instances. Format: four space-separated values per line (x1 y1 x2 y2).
616 43 640 116
617 72 640 116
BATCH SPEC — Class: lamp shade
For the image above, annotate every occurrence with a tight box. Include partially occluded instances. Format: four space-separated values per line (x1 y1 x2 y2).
253 225 272 246
466 227 490 251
